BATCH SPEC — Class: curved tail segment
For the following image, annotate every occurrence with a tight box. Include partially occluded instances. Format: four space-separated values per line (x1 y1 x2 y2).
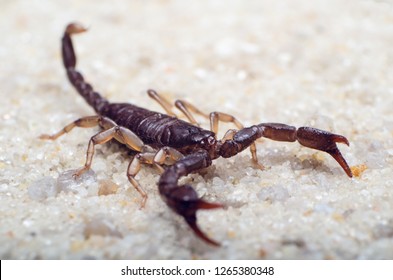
62 23 109 114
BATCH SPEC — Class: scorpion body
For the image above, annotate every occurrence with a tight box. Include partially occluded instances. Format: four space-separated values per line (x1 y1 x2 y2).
41 23 353 246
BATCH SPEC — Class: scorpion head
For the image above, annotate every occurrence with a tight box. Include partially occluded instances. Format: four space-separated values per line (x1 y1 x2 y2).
188 131 220 159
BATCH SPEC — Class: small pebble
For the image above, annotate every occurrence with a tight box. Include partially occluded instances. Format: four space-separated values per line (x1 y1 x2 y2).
56 169 97 196
84 215 123 238
98 179 119 196
28 177 59 201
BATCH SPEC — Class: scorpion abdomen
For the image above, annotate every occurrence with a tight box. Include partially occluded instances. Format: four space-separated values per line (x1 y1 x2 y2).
102 103 214 149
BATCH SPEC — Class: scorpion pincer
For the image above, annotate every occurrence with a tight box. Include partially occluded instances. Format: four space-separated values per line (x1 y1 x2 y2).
40 23 353 246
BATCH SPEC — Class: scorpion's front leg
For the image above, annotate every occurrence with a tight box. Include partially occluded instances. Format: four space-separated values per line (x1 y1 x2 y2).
210 112 264 170
220 123 353 177
158 150 222 246
127 147 184 208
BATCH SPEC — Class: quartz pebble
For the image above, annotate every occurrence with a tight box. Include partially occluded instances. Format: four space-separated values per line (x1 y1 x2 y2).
28 177 58 201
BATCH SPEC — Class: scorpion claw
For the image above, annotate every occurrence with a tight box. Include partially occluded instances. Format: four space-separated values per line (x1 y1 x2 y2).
183 198 222 247
321 135 353 178
196 199 223 210
325 147 353 178
185 212 221 247
297 127 353 177
332 134 350 146
165 185 222 246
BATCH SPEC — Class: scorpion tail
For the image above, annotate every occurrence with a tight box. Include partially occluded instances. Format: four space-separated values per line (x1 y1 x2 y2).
62 23 109 114
62 23 87 69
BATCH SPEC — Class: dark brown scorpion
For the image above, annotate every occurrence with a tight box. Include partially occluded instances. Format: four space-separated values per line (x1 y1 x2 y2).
40 23 353 246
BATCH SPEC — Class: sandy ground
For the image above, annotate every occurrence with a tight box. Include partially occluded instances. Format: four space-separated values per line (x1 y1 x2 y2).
1 0 393 259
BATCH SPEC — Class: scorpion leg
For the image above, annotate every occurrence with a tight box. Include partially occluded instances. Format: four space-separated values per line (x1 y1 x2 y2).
153 146 184 165
127 147 184 208
158 150 222 246
147 89 176 117
62 121 151 207
127 152 154 208
39 116 107 140
219 123 353 177
174 99 209 126
73 125 147 177
41 115 157 200
221 129 238 142
147 89 206 126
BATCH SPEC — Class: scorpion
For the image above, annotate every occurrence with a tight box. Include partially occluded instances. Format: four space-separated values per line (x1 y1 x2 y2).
40 23 353 246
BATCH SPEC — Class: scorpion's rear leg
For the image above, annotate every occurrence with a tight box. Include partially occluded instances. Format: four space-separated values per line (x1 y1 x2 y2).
220 123 353 177
39 115 140 177
147 89 207 126
74 124 149 177
147 89 176 117
39 116 108 140
174 99 209 126
77 125 157 206
41 116 155 204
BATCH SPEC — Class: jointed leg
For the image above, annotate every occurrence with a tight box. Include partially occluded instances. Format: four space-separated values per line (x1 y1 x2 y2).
74 125 148 177
39 116 106 140
219 123 353 177
127 147 184 208
221 129 237 142
153 146 184 165
127 152 154 208
147 89 208 125
147 89 176 117
75 126 155 206
209 112 243 133
41 115 156 203
40 115 121 175
174 99 209 125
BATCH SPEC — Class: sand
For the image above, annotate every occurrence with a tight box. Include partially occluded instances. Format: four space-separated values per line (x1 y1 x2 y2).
1 0 392 259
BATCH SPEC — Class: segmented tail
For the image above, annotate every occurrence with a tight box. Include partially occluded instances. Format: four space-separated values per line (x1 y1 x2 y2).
62 23 108 114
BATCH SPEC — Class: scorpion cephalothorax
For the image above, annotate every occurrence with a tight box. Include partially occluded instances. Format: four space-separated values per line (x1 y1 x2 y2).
40 23 353 246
